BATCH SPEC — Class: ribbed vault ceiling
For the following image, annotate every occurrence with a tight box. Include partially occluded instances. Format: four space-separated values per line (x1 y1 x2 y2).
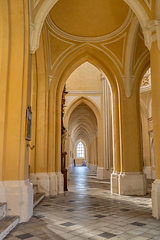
68 103 97 146
49 0 129 37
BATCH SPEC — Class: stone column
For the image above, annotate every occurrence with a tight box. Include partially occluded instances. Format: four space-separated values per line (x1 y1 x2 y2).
111 84 121 194
118 86 146 195
34 32 49 196
0 0 33 222
150 41 160 219
29 54 38 185
97 74 111 179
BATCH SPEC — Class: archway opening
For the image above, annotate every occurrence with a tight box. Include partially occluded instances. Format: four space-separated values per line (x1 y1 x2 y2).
61 61 114 188
140 67 155 189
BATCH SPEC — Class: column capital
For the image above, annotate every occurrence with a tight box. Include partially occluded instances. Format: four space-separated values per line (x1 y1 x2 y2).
144 20 160 51
101 73 107 81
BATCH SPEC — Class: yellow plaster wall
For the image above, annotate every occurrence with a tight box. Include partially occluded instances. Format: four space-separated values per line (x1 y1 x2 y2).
133 27 149 75
0 0 30 181
66 62 102 91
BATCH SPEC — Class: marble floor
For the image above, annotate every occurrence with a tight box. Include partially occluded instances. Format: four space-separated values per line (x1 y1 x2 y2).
4 167 160 240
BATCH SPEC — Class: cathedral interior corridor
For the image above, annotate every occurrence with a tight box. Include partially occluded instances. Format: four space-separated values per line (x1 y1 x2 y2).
4 166 160 240
1 0 160 239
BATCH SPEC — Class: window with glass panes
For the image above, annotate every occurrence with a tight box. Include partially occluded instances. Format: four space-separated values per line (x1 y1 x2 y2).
76 142 85 158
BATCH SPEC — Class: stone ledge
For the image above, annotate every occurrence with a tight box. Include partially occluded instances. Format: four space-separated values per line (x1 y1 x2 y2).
0 215 19 239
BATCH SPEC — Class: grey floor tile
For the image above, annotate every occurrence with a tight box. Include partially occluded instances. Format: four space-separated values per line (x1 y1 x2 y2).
98 231 117 239
4 167 160 240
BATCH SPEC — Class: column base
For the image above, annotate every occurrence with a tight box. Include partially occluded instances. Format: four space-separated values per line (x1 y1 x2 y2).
48 172 58 196
97 167 112 180
111 172 119 194
56 172 64 194
29 173 38 184
67 167 70 180
152 168 156 179
118 172 147 195
0 182 6 202
36 173 50 196
143 166 152 179
0 180 33 222
87 163 97 173
152 179 160 219
67 164 74 180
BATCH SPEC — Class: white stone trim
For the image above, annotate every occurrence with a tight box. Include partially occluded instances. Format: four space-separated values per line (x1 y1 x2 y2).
144 0 152 11
46 9 132 43
0 182 6 202
0 180 33 222
111 172 119 194
143 166 152 179
33 0 41 8
97 167 112 180
48 172 58 195
152 169 156 180
140 85 151 93
144 20 160 51
67 164 74 180
48 75 53 89
29 173 38 184
0 216 19 239
124 15 139 97
152 179 160 219
67 90 102 95
118 172 147 195
30 0 59 53
56 172 64 194
124 0 149 49
87 163 97 173
36 173 50 196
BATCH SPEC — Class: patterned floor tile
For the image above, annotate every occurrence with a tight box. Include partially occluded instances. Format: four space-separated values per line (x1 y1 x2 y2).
4 167 160 240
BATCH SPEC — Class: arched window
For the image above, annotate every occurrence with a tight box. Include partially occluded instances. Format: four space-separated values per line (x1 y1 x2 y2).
76 142 85 158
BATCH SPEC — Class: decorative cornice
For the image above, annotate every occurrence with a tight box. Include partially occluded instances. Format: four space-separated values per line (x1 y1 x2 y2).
67 90 102 95
46 9 133 43
144 20 160 50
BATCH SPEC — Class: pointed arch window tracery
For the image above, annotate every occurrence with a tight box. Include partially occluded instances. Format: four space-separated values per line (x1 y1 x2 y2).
76 141 85 158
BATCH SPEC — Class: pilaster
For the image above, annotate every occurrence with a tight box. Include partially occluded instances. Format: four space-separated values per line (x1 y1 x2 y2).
150 41 160 219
